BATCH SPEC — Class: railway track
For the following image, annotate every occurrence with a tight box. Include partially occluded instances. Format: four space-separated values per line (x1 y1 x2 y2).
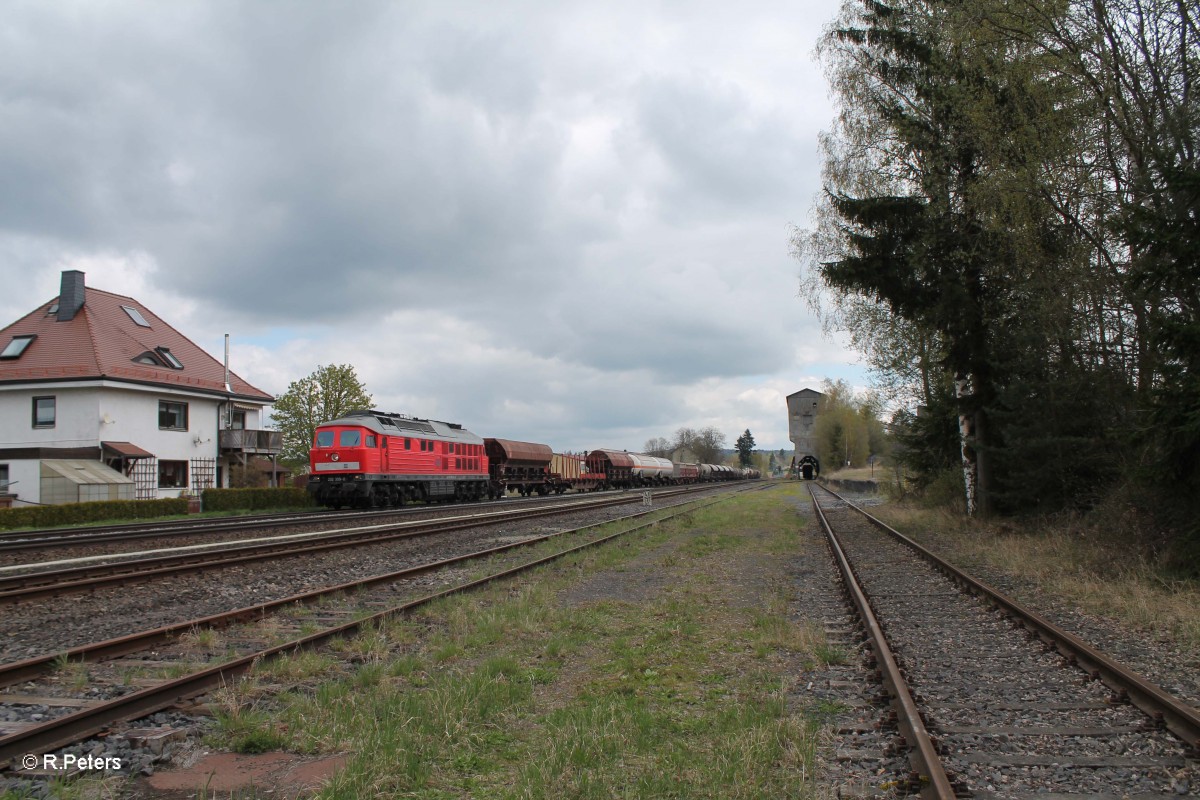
0 485 762 773
809 483 1200 797
0 507 396 552
0 486 654 555
0 486 716 604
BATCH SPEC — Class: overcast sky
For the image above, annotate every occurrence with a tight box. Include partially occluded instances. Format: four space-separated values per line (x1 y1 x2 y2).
0 0 860 454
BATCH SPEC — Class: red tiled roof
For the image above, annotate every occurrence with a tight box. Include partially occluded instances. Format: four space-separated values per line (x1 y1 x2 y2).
0 286 273 402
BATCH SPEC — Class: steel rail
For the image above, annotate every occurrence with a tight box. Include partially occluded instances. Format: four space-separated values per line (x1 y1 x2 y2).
0 490 748 768
0 507 409 551
0 488 711 604
808 485 957 799
816 482 1200 753
0 490 639 553
0 484 725 552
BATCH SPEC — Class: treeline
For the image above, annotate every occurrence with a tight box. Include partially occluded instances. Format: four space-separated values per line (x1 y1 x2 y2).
812 380 888 472
643 427 728 464
799 0 1198 562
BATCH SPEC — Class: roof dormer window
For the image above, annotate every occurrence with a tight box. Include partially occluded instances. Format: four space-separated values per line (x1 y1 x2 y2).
46 303 59 316
156 347 183 369
122 305 151 327
132 347 184 369
0 334 36 359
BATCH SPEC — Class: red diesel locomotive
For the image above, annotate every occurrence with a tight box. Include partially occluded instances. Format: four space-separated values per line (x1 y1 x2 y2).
307 410 489 508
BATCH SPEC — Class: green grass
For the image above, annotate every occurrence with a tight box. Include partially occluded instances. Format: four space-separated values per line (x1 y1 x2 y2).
188 485 833 798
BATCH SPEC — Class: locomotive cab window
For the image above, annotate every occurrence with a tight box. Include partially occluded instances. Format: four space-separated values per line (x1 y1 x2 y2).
316 431 334 448
339 430 361 447
366 435 376 448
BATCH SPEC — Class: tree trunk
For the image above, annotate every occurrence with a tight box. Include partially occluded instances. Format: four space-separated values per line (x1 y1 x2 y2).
956 372 978 516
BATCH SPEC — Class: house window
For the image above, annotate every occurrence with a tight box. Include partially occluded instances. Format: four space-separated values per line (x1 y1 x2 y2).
155 347 183 369
158 400 188 430
158 460 188 488
33 396 56 428
122 305 151 327
0 464 8 492
1 335 36 359
231 410 246 430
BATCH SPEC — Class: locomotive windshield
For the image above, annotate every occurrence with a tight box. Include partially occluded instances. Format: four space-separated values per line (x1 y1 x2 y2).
339 430 361 447
315 431 334 447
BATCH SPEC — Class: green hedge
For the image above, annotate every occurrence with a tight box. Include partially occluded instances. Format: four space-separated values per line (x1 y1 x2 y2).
0 498 189 531
200 487 314 512
0 487 314 531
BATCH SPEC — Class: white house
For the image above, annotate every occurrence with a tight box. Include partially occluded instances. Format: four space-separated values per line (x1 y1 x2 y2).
0 270 280 507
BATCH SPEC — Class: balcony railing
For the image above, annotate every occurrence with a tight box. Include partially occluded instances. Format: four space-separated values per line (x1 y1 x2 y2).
219 429 283 455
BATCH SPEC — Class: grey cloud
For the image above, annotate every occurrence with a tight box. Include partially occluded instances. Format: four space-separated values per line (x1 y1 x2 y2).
1 0 854 449
630 75 809 220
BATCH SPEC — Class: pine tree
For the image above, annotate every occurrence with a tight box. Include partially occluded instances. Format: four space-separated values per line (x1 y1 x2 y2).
735 429 756 467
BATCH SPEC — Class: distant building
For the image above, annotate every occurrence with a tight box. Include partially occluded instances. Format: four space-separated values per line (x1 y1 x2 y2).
670 446 700 464
0 270 281 506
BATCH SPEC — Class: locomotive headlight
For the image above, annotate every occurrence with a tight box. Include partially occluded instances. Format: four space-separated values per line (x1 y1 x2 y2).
331 453 340 462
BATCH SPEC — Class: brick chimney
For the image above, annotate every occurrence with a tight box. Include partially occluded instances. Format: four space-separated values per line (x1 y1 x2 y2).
57 270 86 322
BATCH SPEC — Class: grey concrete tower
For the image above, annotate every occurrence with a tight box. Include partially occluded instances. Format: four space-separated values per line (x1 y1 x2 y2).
786 388 823 459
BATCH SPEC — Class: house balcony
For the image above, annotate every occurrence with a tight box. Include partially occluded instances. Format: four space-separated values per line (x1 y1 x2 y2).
219 429 283 455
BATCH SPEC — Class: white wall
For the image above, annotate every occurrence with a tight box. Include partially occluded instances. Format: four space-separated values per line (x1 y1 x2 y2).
0 380 234 503
2 460 40 507
0 385 101 449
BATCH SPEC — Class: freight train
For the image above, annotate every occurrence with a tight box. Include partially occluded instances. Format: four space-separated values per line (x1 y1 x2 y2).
306 409 760 509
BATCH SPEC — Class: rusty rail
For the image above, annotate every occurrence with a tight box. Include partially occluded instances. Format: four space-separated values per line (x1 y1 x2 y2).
0 488 715 604
808 485 957 799
816 482 1200 754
